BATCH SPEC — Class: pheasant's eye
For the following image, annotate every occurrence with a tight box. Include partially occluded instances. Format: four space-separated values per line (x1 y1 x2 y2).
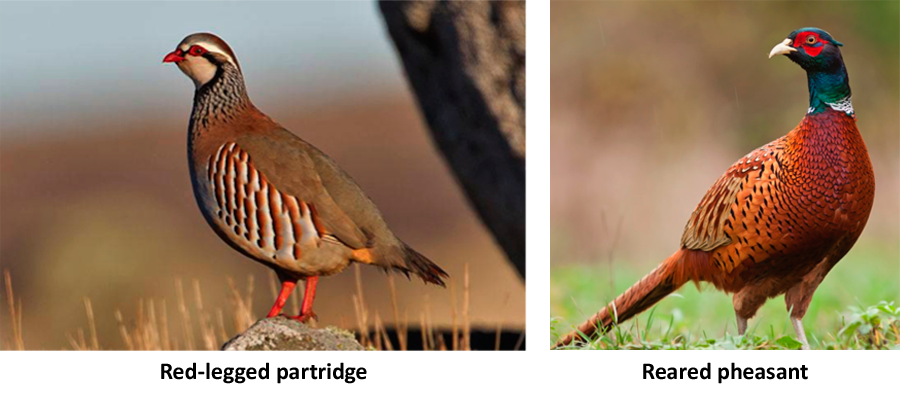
806 35 817 44
189 46 206 56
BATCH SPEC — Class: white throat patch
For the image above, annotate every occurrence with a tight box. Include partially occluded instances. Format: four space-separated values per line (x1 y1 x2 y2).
177 55 218 88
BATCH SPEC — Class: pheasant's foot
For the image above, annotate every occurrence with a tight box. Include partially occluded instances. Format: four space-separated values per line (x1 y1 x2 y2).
791 317 810 350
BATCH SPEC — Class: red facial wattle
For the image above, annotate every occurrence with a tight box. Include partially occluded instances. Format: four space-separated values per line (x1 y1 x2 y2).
802 44 824 57
793 31 827 57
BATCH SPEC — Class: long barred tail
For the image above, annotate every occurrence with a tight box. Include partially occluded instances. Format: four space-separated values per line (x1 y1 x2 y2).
552 249 705 349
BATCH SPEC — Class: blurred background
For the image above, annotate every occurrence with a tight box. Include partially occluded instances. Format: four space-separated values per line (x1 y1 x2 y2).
551 1 899 342
0 1 523 349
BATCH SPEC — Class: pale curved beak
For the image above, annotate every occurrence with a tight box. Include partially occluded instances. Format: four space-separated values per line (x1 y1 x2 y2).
768 38 797 59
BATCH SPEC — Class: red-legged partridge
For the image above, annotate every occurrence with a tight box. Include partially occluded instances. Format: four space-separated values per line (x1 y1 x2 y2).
164 33 447 323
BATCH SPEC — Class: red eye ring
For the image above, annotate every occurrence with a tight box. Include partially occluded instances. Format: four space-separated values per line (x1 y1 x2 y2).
188 46 206 56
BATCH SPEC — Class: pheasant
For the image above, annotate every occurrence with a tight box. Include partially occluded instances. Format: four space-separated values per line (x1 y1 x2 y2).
163 33 448 323
554 28 874 350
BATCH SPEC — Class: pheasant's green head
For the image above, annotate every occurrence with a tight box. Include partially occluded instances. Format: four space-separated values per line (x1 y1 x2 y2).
769 28 852 116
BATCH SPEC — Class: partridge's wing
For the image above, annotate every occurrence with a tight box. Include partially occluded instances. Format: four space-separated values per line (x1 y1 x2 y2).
232 129 371 250
680 140 790 273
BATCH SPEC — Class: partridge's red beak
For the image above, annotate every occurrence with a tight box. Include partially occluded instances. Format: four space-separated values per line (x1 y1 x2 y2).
163 50 185 63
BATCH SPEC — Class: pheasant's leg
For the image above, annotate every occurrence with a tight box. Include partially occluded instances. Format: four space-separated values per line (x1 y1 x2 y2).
791 317 810 350
733 289 765 338
736 315 748 336
288 276 319 323
267 279 298 318
785 258 831 350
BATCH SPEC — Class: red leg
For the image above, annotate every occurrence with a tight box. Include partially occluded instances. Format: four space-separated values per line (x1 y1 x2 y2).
288 276 319 323
267 279 297 318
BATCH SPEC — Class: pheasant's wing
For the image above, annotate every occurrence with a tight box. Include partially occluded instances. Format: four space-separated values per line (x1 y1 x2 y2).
680 140 791 273
233 129 371 250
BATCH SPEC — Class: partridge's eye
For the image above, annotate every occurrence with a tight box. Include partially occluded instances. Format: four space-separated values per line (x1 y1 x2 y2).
189 46 206 56
806 36 816 44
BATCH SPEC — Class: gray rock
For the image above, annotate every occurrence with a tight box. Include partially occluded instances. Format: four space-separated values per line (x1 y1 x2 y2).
222 317 365 351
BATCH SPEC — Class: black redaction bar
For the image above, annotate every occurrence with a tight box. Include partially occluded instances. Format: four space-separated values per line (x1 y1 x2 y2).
160 362 366 384
644 362 809 384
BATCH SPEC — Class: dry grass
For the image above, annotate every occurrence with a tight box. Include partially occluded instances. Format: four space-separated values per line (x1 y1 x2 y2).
1 266 490 351
462 264 471 350
3 270 24 350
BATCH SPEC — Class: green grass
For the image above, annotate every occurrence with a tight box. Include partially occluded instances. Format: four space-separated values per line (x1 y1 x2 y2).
551 240 900 350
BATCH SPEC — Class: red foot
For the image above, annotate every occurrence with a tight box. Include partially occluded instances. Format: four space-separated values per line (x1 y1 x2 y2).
283 311 318 323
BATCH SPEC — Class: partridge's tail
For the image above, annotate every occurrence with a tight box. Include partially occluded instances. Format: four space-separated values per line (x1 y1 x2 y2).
552 249 708 349
393 242 449 286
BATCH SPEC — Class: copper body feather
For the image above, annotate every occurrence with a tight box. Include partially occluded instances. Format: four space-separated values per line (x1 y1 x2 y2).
555 109 874 348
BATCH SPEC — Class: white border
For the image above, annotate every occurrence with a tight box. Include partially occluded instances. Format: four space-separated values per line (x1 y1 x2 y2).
2 1 899 409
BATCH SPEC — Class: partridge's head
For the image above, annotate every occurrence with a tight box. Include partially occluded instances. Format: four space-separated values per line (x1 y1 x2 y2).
164 33 240 88
768 27 844 72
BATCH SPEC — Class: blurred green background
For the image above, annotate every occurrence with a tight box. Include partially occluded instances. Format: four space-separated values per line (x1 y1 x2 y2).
551 1 899 344
0 1 523 349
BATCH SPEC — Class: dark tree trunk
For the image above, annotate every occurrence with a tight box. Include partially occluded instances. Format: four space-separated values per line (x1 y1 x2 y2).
379 0 525 278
